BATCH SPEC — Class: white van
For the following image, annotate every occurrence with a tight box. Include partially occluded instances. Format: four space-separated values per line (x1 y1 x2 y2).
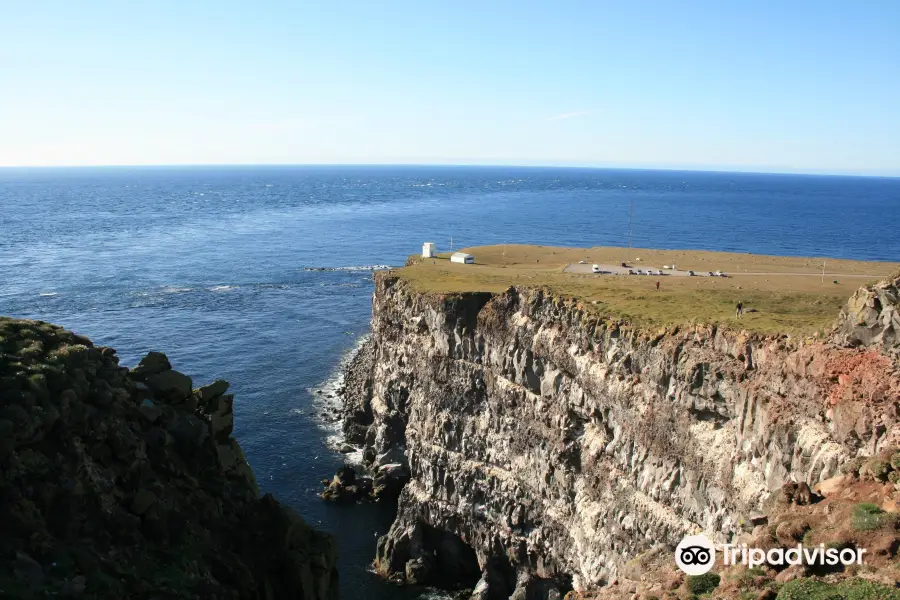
591 264 601 273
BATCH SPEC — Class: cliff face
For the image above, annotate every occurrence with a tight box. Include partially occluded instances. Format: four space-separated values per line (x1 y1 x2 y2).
344 273 900 597
835 272 900 352
0 318 338 600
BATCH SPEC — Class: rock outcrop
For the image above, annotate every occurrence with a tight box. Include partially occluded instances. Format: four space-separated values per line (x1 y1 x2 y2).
343 271 900 597
835 272 900 352
320 463 410 504
0 318 338 599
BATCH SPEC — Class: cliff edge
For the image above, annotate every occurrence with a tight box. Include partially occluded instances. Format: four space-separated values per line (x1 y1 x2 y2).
0 318 338 599
342 269 900 598
836 271 900 352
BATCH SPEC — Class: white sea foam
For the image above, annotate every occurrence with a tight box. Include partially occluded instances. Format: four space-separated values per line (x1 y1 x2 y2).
304 265 392 272
359 568 455 599
39 292 58 297
415 592 458 600
209 285 238 292
308 334 371 464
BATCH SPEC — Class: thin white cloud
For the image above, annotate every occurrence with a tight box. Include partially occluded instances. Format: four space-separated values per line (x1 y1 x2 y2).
549 110 592 121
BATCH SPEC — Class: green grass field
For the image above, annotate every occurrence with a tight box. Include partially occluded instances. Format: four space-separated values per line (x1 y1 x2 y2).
397 245 900 335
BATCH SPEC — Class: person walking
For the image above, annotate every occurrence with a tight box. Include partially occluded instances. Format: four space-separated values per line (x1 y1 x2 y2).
736 301 743 318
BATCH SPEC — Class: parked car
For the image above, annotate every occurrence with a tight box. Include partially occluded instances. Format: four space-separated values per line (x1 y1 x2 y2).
688 270 696 276
708 271 715 277
592 264 601 273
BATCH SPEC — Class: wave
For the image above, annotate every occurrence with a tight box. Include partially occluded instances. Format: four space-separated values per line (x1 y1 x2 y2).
317 282 363 289
307 334 371 464
38 292 59 297
209 285 238 292
303 265 393 272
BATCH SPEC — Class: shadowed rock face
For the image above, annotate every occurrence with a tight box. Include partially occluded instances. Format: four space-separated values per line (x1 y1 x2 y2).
0 318 338 600
343 272 900 597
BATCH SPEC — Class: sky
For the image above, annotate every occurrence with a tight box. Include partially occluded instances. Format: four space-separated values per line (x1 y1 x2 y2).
1 1 899 174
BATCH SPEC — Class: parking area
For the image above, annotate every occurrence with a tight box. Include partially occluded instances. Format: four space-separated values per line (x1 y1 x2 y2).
563 263 721 277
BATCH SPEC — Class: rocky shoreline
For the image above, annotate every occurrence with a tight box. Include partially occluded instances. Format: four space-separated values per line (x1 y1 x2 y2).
319 338 411 505
0 318 338 599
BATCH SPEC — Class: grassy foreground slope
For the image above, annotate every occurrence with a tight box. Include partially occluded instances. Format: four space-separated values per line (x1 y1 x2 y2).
398 245 900 335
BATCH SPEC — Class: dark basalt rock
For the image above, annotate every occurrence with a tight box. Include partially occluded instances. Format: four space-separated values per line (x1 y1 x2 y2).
144 369 193 403
129 351 171 380
321 465 373 503
372 463 411 501
0 317 337 600
320 462 411 505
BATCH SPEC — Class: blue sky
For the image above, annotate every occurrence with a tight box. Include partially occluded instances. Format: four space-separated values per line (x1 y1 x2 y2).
2 1 898 174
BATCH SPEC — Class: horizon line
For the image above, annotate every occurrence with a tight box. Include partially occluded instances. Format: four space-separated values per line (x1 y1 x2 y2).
0 162 898 179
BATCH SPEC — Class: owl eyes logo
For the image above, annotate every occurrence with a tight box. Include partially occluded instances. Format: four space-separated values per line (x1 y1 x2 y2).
680 545 711 565
675 535 716 575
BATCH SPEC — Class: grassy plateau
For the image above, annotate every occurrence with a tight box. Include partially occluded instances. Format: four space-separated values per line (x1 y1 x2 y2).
397 245 900 336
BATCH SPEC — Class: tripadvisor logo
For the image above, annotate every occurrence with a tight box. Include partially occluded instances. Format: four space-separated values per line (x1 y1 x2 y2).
675 535 716 575
675 534 867 574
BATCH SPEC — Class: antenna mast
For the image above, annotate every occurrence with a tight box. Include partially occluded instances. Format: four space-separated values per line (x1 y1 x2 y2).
629 199 634 248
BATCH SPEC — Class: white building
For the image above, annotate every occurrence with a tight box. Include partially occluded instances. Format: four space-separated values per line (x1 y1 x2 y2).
422 242 436 258
450 252 474 264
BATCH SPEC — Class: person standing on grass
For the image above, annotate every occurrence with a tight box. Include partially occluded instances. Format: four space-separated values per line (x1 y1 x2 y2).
736 301 743 318
655 280 660 290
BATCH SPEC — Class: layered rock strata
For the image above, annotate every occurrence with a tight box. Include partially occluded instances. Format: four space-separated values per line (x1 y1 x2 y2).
343 272 900 597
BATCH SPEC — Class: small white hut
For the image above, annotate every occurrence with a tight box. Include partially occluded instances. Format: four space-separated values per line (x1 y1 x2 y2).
450 252 474 264
422 242 436 258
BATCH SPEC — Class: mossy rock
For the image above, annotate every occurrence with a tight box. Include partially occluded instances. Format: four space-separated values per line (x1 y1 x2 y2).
839 457 865 475
890 452 900 470
851 502 891 531
776 577 900 599
686 572 720 595
866 458 892 481
0 319 338 600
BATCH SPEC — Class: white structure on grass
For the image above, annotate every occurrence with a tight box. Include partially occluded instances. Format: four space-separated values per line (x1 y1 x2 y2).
422 242 436 258
450 252 475 264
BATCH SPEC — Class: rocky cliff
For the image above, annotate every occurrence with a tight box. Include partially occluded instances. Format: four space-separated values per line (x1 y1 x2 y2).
0 318 338 600
342 271 900 598
835 271 900 352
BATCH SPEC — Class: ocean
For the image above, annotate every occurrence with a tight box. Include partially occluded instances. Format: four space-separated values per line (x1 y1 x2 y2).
2 165 899 599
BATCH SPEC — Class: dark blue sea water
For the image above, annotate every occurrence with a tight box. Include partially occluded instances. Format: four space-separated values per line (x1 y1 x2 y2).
2 165 899 598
